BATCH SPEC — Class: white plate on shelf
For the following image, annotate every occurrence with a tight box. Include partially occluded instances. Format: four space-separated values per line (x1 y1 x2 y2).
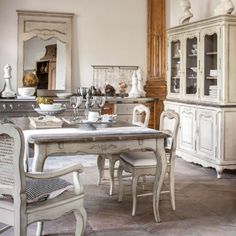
56 93 73 99
34 107 66 116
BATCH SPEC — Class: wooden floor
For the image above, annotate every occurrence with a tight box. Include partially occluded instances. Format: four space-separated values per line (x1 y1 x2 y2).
1 155 236 235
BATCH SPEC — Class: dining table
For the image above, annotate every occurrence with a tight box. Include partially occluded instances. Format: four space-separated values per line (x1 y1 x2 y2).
12 116 169 221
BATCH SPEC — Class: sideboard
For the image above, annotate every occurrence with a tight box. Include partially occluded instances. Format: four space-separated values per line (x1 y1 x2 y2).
0 97 158 129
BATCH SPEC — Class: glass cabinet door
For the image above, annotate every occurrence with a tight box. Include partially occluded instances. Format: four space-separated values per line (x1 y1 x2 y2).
185 37 198 95
204 33 218 98
170 40 181 94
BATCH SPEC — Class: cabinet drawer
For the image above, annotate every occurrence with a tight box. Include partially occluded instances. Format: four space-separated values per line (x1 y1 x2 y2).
116 115 133 123
0 102 37 112
115 104 136 114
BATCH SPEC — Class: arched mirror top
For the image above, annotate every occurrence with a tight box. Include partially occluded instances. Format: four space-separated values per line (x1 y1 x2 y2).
17 10 74 93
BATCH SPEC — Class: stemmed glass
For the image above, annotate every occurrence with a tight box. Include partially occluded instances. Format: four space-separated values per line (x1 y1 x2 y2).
94 96 106 111
70 96 83 120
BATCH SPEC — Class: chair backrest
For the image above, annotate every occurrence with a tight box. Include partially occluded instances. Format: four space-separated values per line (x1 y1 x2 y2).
132 104 150 127
0 123 26 199
159 110 180 152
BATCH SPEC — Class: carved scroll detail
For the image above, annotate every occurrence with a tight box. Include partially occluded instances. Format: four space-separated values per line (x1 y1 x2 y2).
89 144 117 153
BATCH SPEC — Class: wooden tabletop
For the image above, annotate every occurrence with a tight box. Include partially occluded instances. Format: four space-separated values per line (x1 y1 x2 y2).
12 117 169 144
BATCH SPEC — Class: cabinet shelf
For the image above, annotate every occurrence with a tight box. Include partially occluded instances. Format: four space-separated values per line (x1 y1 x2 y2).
172 56 180 59
187 77 197 79
171 77 180 79
206 52 217 55
206 76 217 80
188 54 197 57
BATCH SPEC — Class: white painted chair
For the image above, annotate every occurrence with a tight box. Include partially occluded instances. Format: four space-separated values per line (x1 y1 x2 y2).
0 123 86 236
97 104 150 195
117 110 180 222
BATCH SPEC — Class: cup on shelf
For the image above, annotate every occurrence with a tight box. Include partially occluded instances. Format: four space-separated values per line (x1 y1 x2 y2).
210 70 217 77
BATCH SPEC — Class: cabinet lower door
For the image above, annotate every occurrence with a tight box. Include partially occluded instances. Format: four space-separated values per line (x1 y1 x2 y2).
196 109 216 159
179 106 196 152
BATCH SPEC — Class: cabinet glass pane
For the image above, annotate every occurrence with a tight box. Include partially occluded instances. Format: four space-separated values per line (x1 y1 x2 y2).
186 37 197 94
204 33 217 97
170 40 180 93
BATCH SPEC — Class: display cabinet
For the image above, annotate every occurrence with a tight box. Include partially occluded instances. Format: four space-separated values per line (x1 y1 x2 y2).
165 15 236 177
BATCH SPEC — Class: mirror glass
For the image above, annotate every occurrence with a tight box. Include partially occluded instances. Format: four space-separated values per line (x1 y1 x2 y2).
23 37 66 90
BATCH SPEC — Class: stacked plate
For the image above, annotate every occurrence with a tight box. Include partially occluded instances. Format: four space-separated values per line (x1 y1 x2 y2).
209 85 217 97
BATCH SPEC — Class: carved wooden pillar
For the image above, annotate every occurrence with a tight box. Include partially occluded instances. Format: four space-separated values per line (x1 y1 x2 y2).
145 0 166 129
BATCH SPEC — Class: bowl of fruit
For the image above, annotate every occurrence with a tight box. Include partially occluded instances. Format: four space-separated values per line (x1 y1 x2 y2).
35 97 65 115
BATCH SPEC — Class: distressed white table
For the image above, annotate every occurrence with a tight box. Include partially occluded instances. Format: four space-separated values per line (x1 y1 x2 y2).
13 117 168 222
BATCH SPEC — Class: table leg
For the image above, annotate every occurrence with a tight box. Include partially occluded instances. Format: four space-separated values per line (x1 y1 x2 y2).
153 139 167 223
32 144 47 172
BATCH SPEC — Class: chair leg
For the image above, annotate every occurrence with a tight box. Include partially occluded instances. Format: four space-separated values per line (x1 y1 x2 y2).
97 155 105 185
118 165 124 202
132 176 139 216
36 221 44 236
14 212 27 236
74 207 87 236
169 161 176 210
108 158 118 196
141 176 146 190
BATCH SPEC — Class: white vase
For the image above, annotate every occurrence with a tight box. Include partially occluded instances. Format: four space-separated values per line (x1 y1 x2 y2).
137 69 146 97
128 71 141 98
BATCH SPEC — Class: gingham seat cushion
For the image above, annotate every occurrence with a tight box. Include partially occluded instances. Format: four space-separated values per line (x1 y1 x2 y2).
26 178 73 203
0 178 73 203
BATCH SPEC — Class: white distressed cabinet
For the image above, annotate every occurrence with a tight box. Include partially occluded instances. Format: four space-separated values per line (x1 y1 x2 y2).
165 15 236 177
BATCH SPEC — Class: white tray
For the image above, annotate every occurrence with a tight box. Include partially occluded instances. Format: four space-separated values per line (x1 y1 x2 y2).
29 116 63 128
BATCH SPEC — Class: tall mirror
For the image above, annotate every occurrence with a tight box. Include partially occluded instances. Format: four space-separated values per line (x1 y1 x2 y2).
17 10 73 93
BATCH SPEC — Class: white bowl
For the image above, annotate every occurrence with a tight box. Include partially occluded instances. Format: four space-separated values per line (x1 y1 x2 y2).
39 103 62 110
56 92 73 99
18 87 36 96
210 70 217 77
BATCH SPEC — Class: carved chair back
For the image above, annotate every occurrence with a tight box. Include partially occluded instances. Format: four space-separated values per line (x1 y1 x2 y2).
132 104 150 127
159 109 180 154
0 123 26 201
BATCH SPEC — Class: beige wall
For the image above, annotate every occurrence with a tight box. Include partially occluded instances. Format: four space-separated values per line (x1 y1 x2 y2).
0 0 147 92
2 0 235 93
166 0 236 28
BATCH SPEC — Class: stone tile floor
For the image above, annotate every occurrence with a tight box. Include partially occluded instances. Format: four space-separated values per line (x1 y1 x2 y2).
1 155 236 235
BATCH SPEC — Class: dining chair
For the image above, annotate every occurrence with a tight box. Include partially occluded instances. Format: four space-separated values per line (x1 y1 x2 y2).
0 122 86 236
117 109 180 222
97 104 150 195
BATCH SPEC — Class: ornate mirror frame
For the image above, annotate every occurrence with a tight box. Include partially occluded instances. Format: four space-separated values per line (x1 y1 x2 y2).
17 10 73 92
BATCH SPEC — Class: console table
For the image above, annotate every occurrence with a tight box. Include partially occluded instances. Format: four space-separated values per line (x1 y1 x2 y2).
0 97 158 128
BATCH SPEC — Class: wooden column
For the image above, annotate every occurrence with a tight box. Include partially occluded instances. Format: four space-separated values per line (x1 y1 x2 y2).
145 0 166 129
